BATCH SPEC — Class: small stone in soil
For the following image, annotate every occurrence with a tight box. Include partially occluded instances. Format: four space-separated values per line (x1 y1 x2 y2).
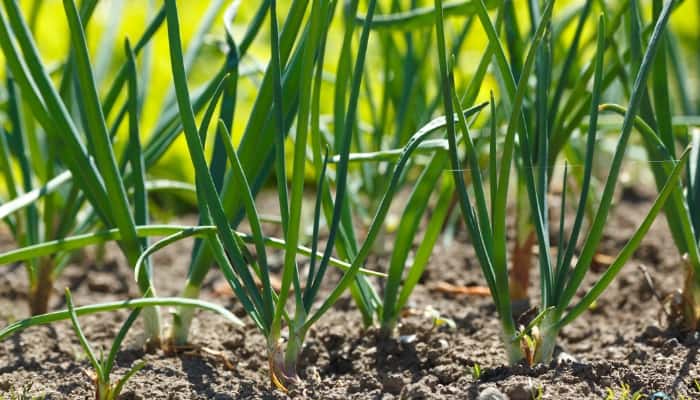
506 383 535 400
662 337 680 355
120 391 143 400
556 351 577 365
363 345 377 357
305 366 321 385
425 338 449 361
478 387 507 400
399 334 417 344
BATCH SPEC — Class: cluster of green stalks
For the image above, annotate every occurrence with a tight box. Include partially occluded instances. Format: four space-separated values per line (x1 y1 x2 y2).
0 0 698 394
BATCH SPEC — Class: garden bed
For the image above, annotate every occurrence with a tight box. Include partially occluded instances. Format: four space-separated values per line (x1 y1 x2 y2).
1 189 698 399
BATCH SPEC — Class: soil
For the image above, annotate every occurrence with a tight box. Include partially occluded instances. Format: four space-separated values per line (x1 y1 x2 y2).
1 188 699 399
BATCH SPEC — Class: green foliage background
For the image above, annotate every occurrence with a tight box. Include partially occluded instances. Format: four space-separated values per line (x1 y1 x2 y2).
0 0 697 187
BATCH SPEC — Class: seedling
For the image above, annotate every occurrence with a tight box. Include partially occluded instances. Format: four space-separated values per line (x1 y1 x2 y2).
470 363 482 380
532 385 544 400
604 383 645 400
64 289 144 400
0 290 241 395
424 306 457 331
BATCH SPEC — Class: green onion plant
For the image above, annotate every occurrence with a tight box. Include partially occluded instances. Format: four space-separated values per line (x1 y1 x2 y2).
601 100 700 330
332 106 488 335
0 0 165 341
164 0 391 344
333 0 509 336
434 0 688 364
2 0 696 391
168 0 419 343
490 0 643 304
342 1 487 334
357 0 643 317
0 0 248 345
0 289 241 398
164 0 488 387
595 0 700 331
64 288 145 400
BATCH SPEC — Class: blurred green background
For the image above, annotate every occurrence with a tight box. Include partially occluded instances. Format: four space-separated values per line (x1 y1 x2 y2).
1 0 698 189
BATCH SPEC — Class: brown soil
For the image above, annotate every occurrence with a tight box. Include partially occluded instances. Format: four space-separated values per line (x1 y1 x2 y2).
1 189 699 399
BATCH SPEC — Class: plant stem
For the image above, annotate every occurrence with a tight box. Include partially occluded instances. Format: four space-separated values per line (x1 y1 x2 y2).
98 380 110 400
267 337 299 391
509 217 535 305
379 318 396 338
170 281 200 345
501 328 523 365
683 258 700 331
29 257 53 315
137 301 161 348
284 330 302 379
534 313 558 364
